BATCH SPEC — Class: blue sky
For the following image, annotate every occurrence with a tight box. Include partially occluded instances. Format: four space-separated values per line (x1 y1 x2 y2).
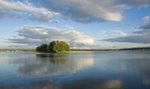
0 0 150 49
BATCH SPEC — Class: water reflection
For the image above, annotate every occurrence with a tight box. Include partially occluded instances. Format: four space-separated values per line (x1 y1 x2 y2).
0 51 150 89
58 78 122 89
36 53 68 64
0 80 52 89
130 59 150 85
29 80 52 89
15 53 94 76
0 78 122 89
94 51 150 76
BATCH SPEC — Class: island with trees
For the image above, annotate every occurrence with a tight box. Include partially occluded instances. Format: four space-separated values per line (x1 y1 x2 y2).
1 41 150 52
36 40 69 53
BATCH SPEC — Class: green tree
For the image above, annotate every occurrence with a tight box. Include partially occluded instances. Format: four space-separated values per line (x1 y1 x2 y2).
48 41 69 53
36 41 69 53
36 44 48 52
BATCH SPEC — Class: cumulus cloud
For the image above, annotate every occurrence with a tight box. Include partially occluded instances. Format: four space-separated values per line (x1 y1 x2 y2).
103 16 150 43
39 0 150 23
9 26 94 48
0 0 60 22
44 0 123 22
1 0 150 23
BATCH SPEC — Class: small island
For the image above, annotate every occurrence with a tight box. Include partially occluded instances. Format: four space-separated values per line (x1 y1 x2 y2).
36 40 69 53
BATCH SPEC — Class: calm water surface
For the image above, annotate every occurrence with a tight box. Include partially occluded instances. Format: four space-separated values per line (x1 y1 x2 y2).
0 51 150 89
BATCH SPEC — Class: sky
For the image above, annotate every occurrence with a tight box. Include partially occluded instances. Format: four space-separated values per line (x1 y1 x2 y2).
0 0 150 49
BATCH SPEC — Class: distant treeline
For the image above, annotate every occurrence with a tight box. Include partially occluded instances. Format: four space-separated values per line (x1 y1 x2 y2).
120 47 150 50
70 47 150 51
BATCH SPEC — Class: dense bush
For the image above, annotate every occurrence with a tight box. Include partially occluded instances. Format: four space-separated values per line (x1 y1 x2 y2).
36 41 69 53
48 41 69 53
36 44 48 52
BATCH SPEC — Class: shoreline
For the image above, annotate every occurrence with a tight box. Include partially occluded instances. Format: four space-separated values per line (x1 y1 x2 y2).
0 47 150 52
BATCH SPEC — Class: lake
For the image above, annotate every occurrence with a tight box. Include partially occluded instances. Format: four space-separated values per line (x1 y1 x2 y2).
0 50 150 89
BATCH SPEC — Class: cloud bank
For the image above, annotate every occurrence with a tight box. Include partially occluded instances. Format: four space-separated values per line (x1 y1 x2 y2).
1 0 150 23
9 26 94 48
44 0 123 22
41 0 150 23
103 16 150 43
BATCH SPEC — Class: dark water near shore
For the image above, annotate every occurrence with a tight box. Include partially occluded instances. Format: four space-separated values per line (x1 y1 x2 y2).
0 50 150 89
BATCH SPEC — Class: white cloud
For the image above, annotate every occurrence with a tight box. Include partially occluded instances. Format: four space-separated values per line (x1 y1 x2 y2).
41 0 150 23
99 30 127 38
45 0 123 22
0 0 60 22
143 16 150 22
111 30 127 36
9 26 94 48
138 16 150 30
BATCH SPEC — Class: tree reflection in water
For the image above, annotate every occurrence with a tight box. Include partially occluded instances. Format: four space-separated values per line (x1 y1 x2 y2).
29 80 52 89
36 53 68 65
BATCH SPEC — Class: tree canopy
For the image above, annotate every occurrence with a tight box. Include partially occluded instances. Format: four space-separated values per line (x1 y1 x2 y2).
36 44 48 52
36 41 69 53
